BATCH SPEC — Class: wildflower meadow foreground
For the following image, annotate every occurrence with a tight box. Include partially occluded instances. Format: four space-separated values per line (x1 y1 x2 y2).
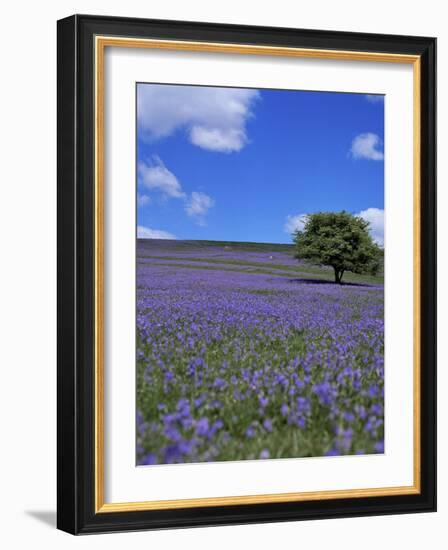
136 239 384 465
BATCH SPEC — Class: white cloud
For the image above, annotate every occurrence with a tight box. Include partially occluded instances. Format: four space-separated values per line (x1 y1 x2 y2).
137 84 260 152
137 193 151 207
185 191 215 225
137 157 216 226
190 126 247 153
137 225 177 240
357 207 384 246
365 94 384 103
284 213 308 235
350 133 384 161
138 156 186 199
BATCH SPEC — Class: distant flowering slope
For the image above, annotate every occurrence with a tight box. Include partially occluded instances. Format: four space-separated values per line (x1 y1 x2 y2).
136 241 384 465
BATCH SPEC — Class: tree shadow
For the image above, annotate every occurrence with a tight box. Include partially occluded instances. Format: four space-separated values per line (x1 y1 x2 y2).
288 278 378 288
25 510 56 528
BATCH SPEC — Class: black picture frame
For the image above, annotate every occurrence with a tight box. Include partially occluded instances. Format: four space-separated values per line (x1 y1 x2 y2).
57 14 436 534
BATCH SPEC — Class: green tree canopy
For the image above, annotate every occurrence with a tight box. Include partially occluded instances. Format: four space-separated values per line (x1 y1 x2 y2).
293 211 382 284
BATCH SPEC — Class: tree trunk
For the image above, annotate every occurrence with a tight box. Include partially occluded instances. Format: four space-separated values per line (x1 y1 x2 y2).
333 267 339 284
333 267 344 284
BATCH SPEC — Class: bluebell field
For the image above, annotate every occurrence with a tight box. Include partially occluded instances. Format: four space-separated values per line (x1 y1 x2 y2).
136 240 384 465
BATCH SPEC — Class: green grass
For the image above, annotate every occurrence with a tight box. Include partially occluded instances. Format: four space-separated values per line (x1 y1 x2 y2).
137 239 384 285
138 238 296 253
139 258 383 285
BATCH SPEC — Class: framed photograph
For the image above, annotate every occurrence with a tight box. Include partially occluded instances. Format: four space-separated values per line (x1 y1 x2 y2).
57 14 436 534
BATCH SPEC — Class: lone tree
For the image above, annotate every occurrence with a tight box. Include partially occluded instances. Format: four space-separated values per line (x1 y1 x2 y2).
293 211 382 284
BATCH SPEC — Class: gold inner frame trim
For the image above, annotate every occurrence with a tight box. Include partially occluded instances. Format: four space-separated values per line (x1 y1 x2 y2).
94 35 421 514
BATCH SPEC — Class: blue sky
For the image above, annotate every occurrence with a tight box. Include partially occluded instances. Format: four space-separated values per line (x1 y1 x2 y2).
136 84 384 245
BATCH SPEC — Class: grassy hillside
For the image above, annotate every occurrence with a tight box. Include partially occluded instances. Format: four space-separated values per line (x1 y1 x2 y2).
137 239 384 285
